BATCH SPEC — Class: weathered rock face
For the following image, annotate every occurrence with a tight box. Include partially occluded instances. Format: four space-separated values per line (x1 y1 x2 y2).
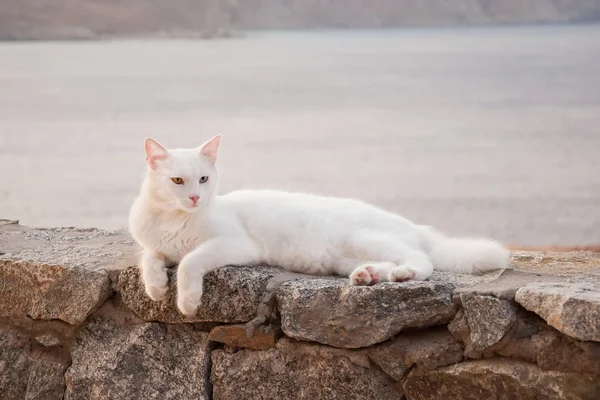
516 282 600 342
3 222 600 400
211 338 401 400
208 324 280 350
460 293 517 351
64 315 212 400
0 221 135 325
117 265 282 323
497 315 600 376
0 324 69 400
277 278 457 348
25 356 68 400
404 359 600 400
367 327 463 381
0 325 30 400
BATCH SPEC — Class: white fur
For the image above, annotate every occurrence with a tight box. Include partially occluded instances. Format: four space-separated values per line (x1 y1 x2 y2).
129 137 510 317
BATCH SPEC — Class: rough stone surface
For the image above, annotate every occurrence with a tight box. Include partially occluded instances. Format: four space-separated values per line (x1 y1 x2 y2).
404 359 600 400
510 251 600 276
447 309 485 359
367 327 463 381
4 222 600 399
209 324 280 350
516 282 600 342
64 314 211 400
428 268 505 288
460 293 517 351
277 278 457 348
0 324 68 400
118 265 282 323
454 268 560 300
211 338 401 400
25 356 68 400
0 325 30 400
0 222 135 324
497 313 600 376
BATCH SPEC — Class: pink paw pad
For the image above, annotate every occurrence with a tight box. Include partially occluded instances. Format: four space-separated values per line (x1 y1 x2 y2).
364 266 380 284
351 271 371 285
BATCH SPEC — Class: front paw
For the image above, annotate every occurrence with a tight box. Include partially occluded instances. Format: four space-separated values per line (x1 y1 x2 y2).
145 283 169 301
143 271 169 301
177 291 203 317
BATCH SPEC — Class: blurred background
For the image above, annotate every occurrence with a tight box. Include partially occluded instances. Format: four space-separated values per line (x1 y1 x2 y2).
1 1 599 248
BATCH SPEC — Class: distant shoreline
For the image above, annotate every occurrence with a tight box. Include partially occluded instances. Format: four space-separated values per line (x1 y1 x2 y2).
0 29 243 43
2 20 599 43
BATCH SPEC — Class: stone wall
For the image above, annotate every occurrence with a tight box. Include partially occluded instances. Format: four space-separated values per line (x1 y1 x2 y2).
1 219 600 399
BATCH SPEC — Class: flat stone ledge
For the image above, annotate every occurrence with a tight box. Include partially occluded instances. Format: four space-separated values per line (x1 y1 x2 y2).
277 278 457 348
117 265 282 323
515 282 600 342
0 222 135 325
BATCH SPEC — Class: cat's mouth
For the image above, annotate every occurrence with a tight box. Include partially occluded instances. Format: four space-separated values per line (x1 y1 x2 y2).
182 202 201 211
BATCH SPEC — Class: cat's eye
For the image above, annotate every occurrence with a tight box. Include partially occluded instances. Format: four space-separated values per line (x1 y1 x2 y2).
171 177 184 185
199 176 209 184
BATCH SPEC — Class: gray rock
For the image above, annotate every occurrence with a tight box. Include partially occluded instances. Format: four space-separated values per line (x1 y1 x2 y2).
25 357 67 400
515 282 600 342
0 223 135 324
0 325 29 400
64 316 211 400
208 324 281 350
510 251 600 276
211 338 401 400
428 268 505 288
367 327 463 381
453 268 560 300
447 309 480 358
0 324 68 400
460 293 517 351
403 359 600 400
34 333 62 347
117 265 282 323
277 278 457 348
497 313 600 376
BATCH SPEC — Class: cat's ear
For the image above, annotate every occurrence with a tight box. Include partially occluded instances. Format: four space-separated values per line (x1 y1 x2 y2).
198 135 221 165
144 138 169 170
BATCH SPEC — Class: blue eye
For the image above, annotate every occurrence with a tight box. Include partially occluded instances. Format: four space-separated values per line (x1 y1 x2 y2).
199 176 209 183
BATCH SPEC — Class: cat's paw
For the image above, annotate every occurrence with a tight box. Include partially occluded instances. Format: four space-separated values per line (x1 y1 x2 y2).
177 291 203 317
143 271 169 301
388 265 416 282
350 265 379 286
145 283 169 301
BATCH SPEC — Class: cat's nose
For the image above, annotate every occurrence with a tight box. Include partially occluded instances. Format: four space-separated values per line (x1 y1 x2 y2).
189 195 200 205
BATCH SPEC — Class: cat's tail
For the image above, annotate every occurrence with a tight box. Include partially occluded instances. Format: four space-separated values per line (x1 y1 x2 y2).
422 228 510 274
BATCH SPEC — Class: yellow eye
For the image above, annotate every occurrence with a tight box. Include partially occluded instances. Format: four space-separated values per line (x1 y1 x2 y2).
171 177 184 185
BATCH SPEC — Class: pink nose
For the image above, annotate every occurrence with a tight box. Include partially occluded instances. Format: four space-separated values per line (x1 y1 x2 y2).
189 195 200 204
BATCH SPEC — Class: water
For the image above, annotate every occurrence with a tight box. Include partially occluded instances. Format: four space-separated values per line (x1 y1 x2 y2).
1 25 599 246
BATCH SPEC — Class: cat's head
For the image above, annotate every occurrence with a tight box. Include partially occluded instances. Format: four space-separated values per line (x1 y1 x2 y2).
142 136 221 212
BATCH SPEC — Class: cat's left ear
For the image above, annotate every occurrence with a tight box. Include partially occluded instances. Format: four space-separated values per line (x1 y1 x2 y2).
198 135 221 165
145 138 169 170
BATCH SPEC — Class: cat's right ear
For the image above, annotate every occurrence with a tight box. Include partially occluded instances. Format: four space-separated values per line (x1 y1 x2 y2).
144 138 169 170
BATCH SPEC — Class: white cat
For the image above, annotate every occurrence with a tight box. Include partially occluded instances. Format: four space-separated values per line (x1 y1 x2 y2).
129 136 509 317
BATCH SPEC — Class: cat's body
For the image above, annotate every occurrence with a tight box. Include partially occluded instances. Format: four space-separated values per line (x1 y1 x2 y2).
129 136 509 316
